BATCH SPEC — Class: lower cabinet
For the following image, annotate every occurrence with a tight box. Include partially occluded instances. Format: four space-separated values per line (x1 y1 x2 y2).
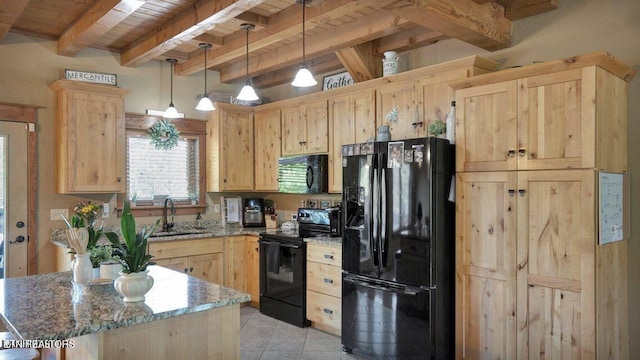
149 237 224 284
245 235 260 308
306 243 342 336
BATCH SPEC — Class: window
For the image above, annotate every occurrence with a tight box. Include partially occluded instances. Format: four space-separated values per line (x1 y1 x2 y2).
127 133 200 204
121 114 206 216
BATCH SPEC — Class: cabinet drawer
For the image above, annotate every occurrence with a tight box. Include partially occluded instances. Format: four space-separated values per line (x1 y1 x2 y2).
306 290 341 335
307 262 342 298
307 243 342 266
149 237 224 259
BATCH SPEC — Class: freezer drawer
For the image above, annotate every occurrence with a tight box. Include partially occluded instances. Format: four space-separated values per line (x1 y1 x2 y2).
341 275 437 360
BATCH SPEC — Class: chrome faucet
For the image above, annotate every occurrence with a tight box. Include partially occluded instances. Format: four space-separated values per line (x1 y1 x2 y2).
162 198 176 232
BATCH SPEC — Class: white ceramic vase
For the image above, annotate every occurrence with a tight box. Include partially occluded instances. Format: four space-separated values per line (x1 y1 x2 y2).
114 270 154 302
382 51 399 76
73 253 93 285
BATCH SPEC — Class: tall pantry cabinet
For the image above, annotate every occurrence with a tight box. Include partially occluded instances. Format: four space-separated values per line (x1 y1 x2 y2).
451 52 635 359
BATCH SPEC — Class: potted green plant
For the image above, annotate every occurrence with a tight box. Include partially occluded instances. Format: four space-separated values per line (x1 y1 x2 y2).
89 245 115 278
106 201 160 302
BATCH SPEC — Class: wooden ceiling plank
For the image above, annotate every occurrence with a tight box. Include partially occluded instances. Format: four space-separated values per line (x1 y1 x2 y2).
58 0 147 57
218 11 412 83
335 42 379 82
376 0 512 51
176 0 381 76
0 0 30 41
234 11 269 30
120 0 269 67
502 0 559 20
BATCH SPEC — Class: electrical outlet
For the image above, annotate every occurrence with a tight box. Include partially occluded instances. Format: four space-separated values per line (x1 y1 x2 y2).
291 214 298 221
214 204 221 213
51 208 69 221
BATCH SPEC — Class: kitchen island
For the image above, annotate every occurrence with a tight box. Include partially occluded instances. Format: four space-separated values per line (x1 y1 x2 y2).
0 265 250 360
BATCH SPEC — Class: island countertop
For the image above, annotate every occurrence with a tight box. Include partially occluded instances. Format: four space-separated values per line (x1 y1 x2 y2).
0 266 250 341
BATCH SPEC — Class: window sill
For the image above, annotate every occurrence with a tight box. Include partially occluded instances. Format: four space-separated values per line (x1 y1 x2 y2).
117 204 207 218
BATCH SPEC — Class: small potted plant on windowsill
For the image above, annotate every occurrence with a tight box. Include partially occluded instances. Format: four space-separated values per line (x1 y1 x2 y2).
105 201 160 302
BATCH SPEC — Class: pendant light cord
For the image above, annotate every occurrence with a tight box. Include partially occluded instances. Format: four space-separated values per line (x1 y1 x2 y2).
203 47 208 93
170 60 174 104
246 26 250 79
301 0 306 65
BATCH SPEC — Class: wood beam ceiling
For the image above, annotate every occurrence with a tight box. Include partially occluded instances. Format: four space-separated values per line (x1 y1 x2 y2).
251 53 344 89
58 0 146 57
474 0 559 20
335 42 380 82
0 0 30 40
375 0 512 51
120 0 268 67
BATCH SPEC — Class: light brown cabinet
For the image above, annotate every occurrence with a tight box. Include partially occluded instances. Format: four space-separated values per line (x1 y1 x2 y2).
452 53 633 359
150 237 224 284
328 89 376 193
207 103 254 192
254 109 281 191
49 80 128 193
306 243 342 336
225 235 247 292
245 235 260 308
376 80 421 140
281 100 328 155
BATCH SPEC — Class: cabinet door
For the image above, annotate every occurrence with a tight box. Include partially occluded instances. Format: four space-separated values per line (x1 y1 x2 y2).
518 69 590 170
302 100 328 153
376 80 421 140
62 90 125 193
190 252 224 284
455 81 518 172
328 90 375 193
421 70 465 139
221 109 254 190
516 170 594 359
254 109 281 191
225 236 246 292
281 105 306 155
245 236 260 307
456 172 517 360
155 257 189 274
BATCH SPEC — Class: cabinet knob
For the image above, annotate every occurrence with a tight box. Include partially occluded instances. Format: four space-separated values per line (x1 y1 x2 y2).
190 267 194 273
518 149 526 157
183 268 188 273
117 177 122 182
411 121 423 128
507 150 516 157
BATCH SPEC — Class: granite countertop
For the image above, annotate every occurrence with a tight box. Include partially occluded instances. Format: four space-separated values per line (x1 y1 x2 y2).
0 266 250 341
304 236 342 247
50 223 265 247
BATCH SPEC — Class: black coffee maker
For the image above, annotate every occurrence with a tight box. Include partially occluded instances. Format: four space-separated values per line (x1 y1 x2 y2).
243 198 265 227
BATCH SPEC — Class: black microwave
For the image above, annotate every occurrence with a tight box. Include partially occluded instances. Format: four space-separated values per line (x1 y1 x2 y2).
278 154 328 194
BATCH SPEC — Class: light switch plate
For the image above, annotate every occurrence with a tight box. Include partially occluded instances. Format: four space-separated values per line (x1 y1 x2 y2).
214 204 221 213
102 203 110 218
51 208 69 221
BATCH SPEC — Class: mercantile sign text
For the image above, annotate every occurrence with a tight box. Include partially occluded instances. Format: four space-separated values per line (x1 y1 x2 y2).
65 69 117 86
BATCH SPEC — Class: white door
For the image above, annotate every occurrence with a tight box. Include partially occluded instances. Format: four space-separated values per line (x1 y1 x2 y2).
0 121 29 278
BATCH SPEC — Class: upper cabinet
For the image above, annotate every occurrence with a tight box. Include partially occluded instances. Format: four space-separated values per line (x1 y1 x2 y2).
453 61 634 173
281 100 328 155
328 89 376 193
49 80 129 194
254 109 281 192
207 103 254 192
376 80 421 139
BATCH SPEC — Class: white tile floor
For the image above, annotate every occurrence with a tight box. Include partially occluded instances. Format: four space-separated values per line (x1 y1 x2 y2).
240 306 361 360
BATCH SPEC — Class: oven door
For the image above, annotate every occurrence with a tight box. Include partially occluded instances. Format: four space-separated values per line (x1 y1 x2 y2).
259 237 306 308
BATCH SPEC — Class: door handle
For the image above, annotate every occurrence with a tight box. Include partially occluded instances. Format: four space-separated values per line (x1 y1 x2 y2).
10 236 26 244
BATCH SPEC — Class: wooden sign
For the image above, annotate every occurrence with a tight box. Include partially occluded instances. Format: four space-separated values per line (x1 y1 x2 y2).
322 71 354 91
65 69 117 86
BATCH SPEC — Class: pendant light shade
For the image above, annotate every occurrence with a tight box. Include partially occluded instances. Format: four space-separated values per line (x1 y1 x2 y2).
196 43 215 111
236 23 259 101
292 0 316 87
164 58 180 118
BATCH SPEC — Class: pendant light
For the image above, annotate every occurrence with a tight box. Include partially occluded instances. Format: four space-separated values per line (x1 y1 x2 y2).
196 43 215 111
291 0 317 87
237 23 259 101
164 58 179 118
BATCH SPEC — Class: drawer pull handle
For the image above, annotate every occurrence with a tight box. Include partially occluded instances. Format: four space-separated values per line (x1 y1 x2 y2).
323 308 333 315
323 278 334 284
323 254 334 259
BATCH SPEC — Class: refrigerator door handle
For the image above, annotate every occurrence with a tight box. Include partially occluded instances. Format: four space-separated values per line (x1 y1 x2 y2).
380 166 387 268
371 154 379 267
344 275 424 297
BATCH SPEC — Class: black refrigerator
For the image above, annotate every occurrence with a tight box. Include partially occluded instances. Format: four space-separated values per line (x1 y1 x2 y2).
341 137 455 360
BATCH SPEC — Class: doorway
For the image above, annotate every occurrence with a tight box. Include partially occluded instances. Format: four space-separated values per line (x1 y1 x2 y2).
0 121 29 277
